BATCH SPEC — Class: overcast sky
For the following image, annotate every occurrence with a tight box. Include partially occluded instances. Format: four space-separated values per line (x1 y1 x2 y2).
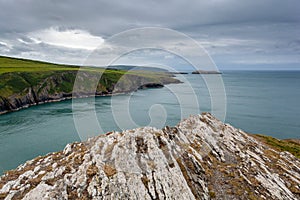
0 0 299 70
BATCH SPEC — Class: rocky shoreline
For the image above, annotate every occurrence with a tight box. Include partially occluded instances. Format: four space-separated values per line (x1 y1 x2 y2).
0 113 299 199
0 86 165 115
0 71 180 115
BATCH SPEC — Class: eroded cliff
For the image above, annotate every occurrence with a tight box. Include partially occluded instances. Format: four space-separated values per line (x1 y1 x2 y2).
0 70 179 114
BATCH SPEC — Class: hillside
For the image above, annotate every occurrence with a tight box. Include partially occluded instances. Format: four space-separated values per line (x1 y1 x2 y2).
0 113 299 199
0 56 180 114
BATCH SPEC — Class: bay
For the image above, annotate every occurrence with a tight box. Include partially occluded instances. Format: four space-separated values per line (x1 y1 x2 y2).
0 71 299 174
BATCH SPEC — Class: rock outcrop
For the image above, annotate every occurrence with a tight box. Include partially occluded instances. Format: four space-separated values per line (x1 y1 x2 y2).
0 113 299 199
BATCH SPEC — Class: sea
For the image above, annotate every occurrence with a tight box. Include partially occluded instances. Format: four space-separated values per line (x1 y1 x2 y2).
0 70 299 174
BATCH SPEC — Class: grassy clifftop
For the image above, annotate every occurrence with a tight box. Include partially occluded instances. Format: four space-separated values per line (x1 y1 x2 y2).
0 56 180 113
0 56 79 74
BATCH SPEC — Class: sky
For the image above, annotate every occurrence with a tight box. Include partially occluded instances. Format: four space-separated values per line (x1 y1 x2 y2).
0 0 299 70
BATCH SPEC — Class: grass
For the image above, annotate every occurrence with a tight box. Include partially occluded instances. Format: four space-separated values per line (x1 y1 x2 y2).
252 134 300 159
0 55 174 76
0 56 178 100
0 56 79 74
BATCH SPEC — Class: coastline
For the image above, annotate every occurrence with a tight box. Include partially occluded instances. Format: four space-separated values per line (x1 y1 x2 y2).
0 81 181 115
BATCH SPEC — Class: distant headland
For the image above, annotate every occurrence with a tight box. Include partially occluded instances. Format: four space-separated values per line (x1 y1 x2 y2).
192 70 222 74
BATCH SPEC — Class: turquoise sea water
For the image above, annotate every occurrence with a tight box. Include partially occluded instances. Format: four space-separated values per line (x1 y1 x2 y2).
0 71 299 174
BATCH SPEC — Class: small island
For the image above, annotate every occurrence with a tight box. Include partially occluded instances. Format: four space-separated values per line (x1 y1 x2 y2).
192 70 222 74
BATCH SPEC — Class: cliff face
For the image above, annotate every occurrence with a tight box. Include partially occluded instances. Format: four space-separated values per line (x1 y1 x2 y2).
0 113 299 200
0 71 180 114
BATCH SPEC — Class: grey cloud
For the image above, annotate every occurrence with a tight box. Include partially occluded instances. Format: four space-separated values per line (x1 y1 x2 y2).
0 42 8 48
0 0 299 35
0 0 299 69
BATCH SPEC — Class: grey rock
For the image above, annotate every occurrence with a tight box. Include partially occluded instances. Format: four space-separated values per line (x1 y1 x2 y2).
0 113 299 199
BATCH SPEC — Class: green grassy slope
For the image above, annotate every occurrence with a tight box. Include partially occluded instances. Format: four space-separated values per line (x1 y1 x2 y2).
0 56 179 113
0 56 80 74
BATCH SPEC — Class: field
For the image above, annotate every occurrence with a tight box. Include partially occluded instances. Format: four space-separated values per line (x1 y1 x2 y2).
0 56 82 73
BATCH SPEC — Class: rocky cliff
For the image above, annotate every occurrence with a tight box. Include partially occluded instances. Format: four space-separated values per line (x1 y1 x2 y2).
0 113 299 199
0 70 180 114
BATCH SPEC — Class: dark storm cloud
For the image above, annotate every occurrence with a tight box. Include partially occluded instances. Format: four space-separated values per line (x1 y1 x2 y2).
0 0 299 69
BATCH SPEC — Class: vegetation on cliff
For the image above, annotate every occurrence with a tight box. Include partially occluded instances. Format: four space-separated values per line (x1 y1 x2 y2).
0 56 180 113
253 134 300 159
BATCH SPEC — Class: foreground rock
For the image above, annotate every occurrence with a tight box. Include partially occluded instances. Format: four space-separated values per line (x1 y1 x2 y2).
0 113 299 199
